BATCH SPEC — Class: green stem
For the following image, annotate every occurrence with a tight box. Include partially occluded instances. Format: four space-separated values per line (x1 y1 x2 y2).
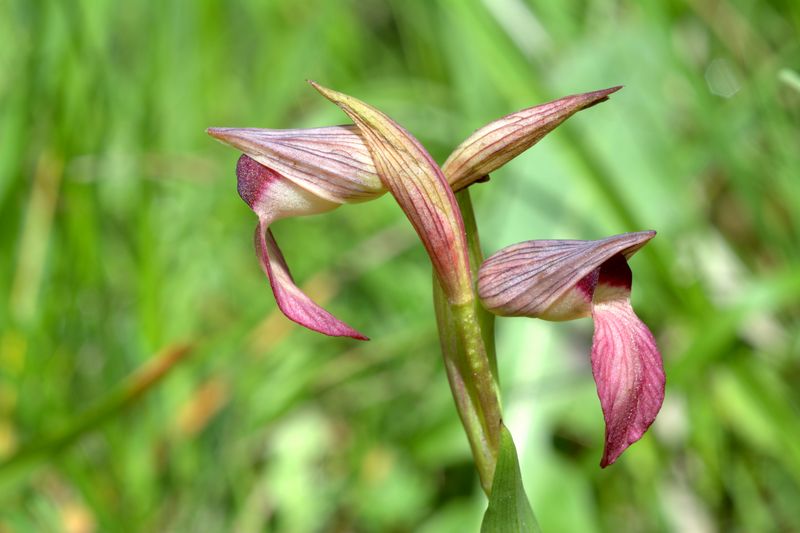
457 189 499 385
434 188 502 494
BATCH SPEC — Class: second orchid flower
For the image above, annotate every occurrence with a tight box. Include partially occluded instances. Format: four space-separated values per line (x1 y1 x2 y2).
478 231 665 466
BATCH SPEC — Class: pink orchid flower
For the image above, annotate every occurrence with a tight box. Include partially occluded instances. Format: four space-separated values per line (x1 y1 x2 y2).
478 231 665 466
208 85 620 340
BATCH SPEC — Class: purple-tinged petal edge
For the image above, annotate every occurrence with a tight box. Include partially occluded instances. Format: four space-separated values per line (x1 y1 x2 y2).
254 218 368 340
590 256 664 466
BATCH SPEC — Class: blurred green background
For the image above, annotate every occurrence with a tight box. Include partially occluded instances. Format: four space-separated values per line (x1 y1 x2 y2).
1 0 799 531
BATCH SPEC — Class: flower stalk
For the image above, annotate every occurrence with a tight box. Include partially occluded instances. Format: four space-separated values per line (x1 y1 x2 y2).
434 188 501 494
310 81 504 493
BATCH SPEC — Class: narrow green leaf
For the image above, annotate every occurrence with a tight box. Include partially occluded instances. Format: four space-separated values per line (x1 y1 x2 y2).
481 424 540 533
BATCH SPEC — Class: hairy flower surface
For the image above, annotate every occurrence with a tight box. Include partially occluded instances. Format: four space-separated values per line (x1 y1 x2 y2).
478 231 665 466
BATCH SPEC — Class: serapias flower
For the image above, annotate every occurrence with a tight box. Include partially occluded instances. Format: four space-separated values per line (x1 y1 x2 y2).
207 85 620 339
207 126 384 339
477 231 665 466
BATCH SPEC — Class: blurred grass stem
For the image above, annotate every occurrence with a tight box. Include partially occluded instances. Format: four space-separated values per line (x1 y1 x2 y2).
0 344 192 479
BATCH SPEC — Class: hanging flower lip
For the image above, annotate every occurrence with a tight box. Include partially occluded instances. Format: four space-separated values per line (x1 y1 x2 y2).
207 125 384 203
442 86 622 192
590 253 664 467
477 230 655 318
232 154 368 340
206 123 389 341
254 217 369 341
477 231 664 467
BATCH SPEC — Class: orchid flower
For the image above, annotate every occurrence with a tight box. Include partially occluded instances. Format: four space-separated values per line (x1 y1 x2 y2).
207 126 384 340
207 85 619 339
477 231 665 466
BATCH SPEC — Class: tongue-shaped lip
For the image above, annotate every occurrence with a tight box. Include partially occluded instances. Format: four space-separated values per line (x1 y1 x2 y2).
254 218 368 340
591 256 664 467
233 154 368 340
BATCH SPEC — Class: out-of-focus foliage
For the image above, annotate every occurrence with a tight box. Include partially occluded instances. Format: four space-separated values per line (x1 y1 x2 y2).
0 0 798 531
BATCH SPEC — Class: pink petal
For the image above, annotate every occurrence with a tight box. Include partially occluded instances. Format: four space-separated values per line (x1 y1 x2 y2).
254 218 368 340
311 81 473 305
477 232 655 318
443 87 622 191
591 287 664 467
208 126 383 203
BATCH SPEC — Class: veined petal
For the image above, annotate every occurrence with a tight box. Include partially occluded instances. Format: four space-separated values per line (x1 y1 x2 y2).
591 256 664 466
255 218 368 340
311 81 473 305
208 125 384 204
443 87 622 191
477 231 654 318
